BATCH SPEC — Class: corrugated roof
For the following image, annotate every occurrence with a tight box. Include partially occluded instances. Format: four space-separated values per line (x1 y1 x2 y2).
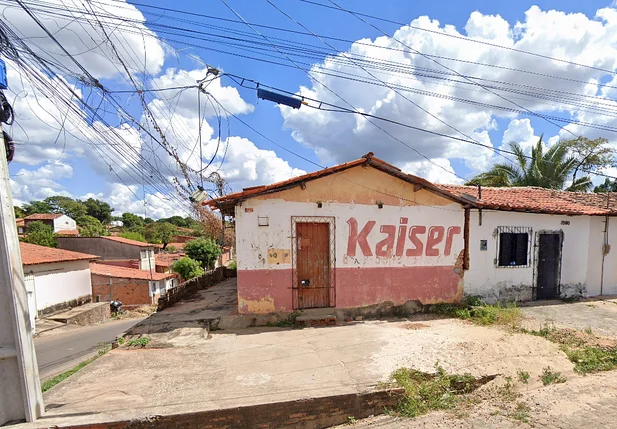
20 242 98 265
25 213 63 220
90 263 174 280
440 185 617 216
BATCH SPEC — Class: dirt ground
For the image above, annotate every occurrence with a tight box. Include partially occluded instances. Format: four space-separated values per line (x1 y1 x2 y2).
13 298 617 428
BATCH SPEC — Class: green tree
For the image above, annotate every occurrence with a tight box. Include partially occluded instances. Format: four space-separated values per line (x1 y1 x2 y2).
84 198 114 224
14 206 25 218
22 221 57 247
184 237 221 270
144 217 154 225
44 196 87 219
563 136 616 185
159 215 189 227
171 257 204 280
145 222 177 248
119 231 147 242
594 178 617 193
467 138 594 192
166 245 178 253
76 215 108 237
22 200 52 216
121 212 144 229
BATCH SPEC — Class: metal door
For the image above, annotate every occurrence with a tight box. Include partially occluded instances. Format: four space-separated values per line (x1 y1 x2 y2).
296 222 330 309
536 233 561 299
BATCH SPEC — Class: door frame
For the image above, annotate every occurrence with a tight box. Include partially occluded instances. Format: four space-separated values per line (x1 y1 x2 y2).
533 230 563 300
291 216 336 310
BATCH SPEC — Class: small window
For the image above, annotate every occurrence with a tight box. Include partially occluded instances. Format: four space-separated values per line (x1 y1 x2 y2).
496 227 531 267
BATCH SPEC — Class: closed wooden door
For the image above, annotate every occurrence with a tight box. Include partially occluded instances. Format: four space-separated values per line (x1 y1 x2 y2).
296 222 330 309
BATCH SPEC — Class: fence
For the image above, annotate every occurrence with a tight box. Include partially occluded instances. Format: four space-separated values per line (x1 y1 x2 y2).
157 267 236 311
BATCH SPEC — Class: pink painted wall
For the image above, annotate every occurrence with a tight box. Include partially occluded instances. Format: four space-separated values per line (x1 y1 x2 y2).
237 269 293 314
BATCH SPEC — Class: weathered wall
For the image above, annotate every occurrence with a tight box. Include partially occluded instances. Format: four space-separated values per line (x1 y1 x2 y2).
91 274 152 308
235 166 465 314
57 237 146 260
600 216 617 295
465 210 593 302
53 214 77 232
25 260 93 312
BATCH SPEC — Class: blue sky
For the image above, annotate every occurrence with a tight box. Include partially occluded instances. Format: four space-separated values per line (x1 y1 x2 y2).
5 0 617 217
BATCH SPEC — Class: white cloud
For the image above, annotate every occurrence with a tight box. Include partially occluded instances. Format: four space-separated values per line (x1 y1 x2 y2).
10 162 73 206
278 5 617 183
502 118 541 151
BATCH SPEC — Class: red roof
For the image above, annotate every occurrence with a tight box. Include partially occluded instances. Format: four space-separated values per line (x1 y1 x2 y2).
56 229 80 236
166 242 186 251
25 213 63 220
206 152 468 213
155 253 182 268
440 185 617 216
101 236 154 247
16 218 24 227
90 263 175 281
20 242 98 265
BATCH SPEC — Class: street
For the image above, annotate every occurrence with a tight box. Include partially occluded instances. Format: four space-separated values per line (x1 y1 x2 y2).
35 318 143 380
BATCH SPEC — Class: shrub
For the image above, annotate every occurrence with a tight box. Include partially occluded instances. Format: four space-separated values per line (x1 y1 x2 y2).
119 231 146 242
228 259 237 270
539 367 566 385
22 221 57 247
172 257 204 280
184 237 221 270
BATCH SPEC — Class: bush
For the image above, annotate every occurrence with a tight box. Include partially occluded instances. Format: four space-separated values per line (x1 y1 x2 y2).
172 257 204 280
184 237 221 270
228 259 237 270
119 231 146 242
166 245 178 253
22 221 57 247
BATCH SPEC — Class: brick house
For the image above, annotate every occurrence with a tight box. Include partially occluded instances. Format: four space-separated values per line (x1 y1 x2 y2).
24 213 77 234
90 263 177 308
58 236 157 271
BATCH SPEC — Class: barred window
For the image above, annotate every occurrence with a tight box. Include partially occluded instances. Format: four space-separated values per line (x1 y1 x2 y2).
496 227 531 267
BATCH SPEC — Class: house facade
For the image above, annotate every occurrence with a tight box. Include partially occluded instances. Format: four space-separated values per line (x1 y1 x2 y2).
209 154 470 314
90 263 177 308
208 153 617 315
57 236 157 271
24 213 77 233
19 242 98 327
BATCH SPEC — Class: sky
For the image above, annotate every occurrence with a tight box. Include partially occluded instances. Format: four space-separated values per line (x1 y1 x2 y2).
3 0 617 218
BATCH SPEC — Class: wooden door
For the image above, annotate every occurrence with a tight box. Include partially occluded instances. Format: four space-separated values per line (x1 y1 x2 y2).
296 222 330 309
537 233 561 300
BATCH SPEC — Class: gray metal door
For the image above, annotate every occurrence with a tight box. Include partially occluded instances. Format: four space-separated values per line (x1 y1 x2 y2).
537 233 561 300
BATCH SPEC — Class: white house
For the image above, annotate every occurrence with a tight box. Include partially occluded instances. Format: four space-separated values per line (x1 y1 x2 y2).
19 242 99 328
207 153 617 315
24 213 78 234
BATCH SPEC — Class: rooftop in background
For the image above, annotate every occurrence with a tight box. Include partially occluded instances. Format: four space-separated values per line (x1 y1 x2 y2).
155 253 182 268
20 242 99 265
24 213 63 220
441 185 617 216
16 218 24 226
90 263 175 281
56 229 80 236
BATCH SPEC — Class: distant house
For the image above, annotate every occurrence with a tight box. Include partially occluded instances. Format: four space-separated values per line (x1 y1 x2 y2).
90 263 177 308
109 220 123 227
24 213 77 234
16 218 24 235
57 236 157 271
19 242 98 327
154 253 182 274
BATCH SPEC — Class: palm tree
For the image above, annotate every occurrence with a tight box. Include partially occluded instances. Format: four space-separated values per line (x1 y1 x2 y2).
467 137 592 192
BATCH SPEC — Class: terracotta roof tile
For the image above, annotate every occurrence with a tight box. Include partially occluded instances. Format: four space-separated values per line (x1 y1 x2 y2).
20 242 98 265
16 218 24 226
155 253 182 268
101 236 154 247
90 263 174 280
440 185 615 216
25 213 63 220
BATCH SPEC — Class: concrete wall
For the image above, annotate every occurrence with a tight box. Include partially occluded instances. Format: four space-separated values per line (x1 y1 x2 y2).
234 166 465 314
600 216 617 295
465 210 594 302
24 260 93 313
58 237 149 260
91 274 152 308
53 214 76 232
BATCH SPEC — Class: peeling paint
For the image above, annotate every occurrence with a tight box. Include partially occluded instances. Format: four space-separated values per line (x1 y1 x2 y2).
267 248 290 265
560 283 587 299
239 296 276 314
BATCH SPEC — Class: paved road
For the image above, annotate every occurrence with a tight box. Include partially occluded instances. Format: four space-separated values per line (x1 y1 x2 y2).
35 318 143 380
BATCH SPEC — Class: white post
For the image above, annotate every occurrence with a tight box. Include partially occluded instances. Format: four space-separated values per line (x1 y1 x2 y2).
0 128 44 424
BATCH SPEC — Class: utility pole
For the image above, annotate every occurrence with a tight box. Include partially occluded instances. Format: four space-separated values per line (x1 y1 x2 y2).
0 128 43 424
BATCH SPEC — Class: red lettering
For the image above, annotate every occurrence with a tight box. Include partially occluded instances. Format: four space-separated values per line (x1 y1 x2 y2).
444 226 461 256
396 217 408 257
375 225 396 257
406 226 426 256
346 217 375 257
425 226 445 256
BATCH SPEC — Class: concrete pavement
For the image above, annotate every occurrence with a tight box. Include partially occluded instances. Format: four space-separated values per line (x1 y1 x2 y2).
35 318 144 380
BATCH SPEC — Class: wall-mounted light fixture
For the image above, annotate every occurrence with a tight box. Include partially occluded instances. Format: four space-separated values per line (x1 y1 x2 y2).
376 200 384 209
258 216 269 227
317 201 323 208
